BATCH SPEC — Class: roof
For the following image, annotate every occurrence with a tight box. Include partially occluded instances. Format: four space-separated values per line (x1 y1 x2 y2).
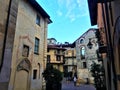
88 0 97 26
73 28 98 43
48 45 66 50
48 38 57 41
57 43 75 48
87 0 113 26
28 0 52 24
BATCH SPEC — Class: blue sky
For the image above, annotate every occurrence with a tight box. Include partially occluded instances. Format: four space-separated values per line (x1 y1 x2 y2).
36 0 96 43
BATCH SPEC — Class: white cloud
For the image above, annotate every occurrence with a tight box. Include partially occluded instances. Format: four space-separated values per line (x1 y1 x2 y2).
58 0 64 7
77 0 85 7
57 10 63 16
57 0 88 22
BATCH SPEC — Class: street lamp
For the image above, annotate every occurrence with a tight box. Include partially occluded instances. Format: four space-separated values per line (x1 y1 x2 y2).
87 38 93 49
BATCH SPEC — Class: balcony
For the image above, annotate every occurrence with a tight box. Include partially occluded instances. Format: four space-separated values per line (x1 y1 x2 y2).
54 51 64 55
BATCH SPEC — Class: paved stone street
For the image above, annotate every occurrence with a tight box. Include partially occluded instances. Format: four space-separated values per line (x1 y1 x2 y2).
62 79 96 90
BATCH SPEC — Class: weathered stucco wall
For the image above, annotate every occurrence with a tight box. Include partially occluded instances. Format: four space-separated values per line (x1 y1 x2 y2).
0 0 19 89
8 0 48 90
76 29 99 83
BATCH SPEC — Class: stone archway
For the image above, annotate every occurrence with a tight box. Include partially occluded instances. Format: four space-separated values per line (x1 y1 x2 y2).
14 58 31 90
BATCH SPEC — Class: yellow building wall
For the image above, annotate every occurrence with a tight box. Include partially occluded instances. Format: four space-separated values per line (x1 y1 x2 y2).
47 49 64 72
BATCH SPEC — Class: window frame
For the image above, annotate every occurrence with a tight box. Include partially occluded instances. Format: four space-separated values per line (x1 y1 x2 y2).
56 55 61 61
34 37 39 54
36 15 40 26
47 55 51 63
80 39 84 44
83 62 87 68
80 46 85 59
33 69 37 79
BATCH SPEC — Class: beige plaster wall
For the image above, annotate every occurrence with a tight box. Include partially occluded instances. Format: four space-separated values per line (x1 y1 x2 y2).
9 0 48 90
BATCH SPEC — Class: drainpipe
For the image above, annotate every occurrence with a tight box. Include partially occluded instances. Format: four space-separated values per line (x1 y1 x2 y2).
0 0 12 72
102 1 117 90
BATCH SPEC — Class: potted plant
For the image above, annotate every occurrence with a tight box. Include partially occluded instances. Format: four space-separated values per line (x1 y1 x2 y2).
42 64 63 90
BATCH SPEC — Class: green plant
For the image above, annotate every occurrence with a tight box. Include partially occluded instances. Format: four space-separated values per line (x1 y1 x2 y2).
90 62 106 90
42 64 63 83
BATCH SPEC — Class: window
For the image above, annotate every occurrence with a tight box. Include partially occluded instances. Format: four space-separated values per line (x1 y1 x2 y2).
54 50 57 54
66 51 68 55
80 46 85 59
33 69 37 79
38 63 40 79
34 37 39 54
83 62 87 68
72 50 74 56
47 49 50 52
47 55 50 63
80 39 84 44
57 50 60 54
56 55 61 61
22 45 29 57
36 15 40 26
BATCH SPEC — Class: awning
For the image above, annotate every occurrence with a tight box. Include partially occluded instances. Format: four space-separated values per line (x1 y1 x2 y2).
87 0 114 26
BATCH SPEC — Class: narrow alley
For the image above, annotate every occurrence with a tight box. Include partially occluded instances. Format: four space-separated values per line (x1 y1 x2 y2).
62 78 96 90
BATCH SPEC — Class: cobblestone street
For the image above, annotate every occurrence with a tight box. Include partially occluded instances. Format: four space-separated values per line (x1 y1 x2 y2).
62 79 96 90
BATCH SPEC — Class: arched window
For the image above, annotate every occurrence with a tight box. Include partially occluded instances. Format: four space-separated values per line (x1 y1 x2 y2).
80 46 85 59
80 39 84 44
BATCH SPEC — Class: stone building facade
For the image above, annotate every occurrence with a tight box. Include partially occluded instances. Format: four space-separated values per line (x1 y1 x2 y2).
75 29 99 83
0 0 52 90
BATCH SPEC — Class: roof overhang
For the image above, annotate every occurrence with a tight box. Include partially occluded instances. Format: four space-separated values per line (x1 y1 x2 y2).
87 0 114 26
88 0 97 26
28 0 52 24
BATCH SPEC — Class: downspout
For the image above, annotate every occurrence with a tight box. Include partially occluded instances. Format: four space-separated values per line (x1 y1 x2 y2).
0 0 12 72
102 1 117 90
